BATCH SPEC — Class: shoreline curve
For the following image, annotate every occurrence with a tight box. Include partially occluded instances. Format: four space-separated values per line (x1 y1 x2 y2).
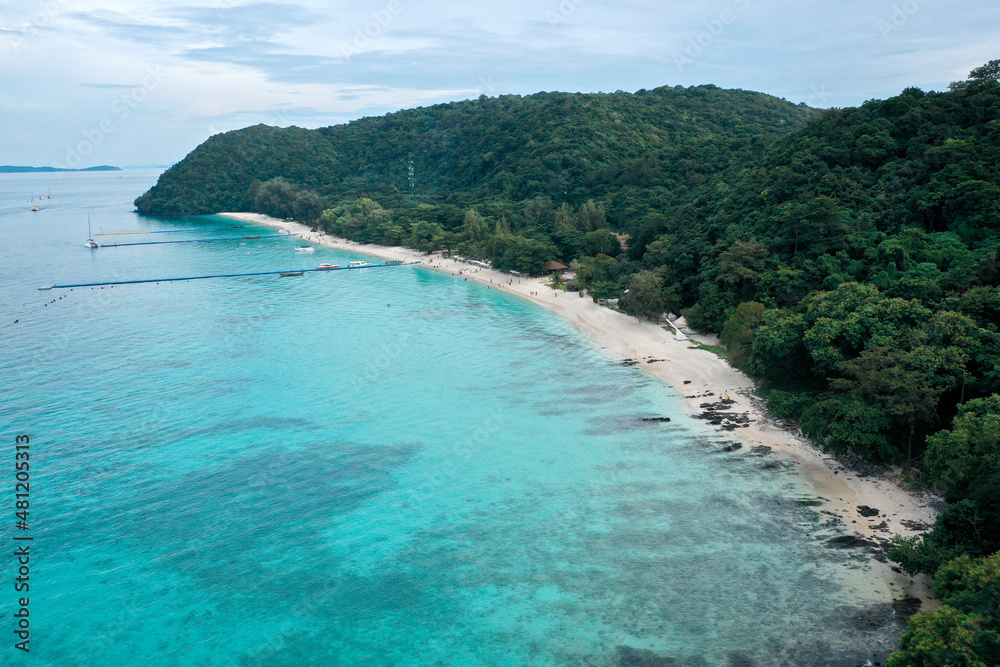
218 210 942 609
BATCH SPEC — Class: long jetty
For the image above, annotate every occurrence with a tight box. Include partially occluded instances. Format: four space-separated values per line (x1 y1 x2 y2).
38 261 420 290
93 226 249 236
93 233 294 248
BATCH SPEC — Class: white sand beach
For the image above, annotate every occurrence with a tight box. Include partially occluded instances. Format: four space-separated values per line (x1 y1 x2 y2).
220 211 942 604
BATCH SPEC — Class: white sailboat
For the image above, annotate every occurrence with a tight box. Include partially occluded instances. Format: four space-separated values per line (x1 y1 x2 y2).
85 216 99 248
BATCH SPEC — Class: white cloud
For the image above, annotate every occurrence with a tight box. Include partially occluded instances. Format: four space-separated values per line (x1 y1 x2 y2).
2 0 997 166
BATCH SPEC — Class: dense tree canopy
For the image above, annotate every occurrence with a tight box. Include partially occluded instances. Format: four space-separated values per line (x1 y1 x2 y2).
137 85 816 220
135 66 1000 664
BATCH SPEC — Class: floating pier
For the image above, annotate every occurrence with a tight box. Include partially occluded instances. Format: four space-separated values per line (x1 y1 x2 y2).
94 226 249 236
39 261 421 290
93 233 295 248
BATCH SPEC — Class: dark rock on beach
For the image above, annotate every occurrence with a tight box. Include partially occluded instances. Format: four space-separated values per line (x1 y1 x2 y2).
749 445 772 456
900 518 931 532
857 505 880 517
720 442 742 452
696 401 751 430
892 596 923 618
827 534 879 549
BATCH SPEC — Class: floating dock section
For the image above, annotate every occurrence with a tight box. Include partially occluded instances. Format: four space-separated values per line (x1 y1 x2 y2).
93 226 249 236
39 261 421 290
93 233 294 248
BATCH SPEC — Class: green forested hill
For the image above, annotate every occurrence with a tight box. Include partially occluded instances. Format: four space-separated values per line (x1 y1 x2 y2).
664 83 1000 325
137 67 1000 663
134 84 818 217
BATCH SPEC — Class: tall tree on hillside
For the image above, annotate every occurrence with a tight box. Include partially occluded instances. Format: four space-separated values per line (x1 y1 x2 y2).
969 59 1000 83
619 270 666 321
950 59 1000 90
554 203 575 233
463 208 489 242
831 345 949 469
716 239 768 297
925 395 1000 498
253 177 301 219
292 190 326 224
775 196 851 257
578 199 606 232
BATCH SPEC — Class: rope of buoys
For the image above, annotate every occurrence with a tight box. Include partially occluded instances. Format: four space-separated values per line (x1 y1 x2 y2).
1 289 74 335
41 261 422 290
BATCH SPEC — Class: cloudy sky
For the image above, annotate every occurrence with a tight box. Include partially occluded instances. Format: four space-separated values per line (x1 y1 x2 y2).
1 0 997 168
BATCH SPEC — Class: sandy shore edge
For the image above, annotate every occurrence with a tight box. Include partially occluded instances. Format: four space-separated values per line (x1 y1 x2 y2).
220 211 941 606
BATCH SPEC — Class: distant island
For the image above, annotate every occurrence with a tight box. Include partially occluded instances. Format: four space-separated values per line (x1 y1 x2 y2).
0 165 121 173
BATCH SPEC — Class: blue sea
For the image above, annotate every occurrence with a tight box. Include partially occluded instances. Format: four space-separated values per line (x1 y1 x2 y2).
1 170 901 666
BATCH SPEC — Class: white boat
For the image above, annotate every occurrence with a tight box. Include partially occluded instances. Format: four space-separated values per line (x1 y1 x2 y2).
348 261 371 268
31 205 40 211
85 216 99 248
295 245 315 252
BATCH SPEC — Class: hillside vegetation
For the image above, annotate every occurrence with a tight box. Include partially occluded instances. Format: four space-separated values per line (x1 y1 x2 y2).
137 68 1000 663
136 84 816 217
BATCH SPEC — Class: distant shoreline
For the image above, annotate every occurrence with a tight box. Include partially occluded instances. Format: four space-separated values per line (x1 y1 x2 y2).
221 210 943 610
0 165 121 173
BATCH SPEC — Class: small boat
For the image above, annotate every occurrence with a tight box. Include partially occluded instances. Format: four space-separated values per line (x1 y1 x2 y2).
385 259 404 265
279 271 304 277
348 261 371 268
244 235 261 239
85 215 99 248
31 205 40 211
317 264 339 270
295 245 315 252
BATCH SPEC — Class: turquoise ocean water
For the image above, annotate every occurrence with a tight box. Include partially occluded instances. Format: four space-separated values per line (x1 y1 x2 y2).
1 170 895 665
